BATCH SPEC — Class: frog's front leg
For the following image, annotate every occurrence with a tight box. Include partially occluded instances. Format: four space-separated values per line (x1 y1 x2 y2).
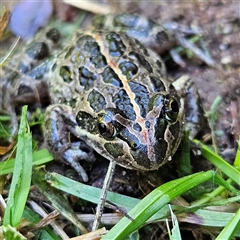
44 104 96 182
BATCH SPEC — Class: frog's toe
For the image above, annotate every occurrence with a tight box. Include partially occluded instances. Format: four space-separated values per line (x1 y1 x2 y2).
63 142 96 182
63 150 89 182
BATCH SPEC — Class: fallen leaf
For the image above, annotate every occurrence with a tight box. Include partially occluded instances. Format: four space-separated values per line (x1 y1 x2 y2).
0 141 16 155
0 7 10 39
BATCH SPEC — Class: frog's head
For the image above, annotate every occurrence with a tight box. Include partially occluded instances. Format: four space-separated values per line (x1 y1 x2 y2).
76 90 184 171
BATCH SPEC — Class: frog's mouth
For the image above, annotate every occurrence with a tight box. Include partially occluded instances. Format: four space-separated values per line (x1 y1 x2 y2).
75 116 167 171
76 103 183 171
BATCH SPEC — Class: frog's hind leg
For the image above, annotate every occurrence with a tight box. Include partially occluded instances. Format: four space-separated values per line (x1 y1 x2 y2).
1 28 61 141
173 75 205 139
44 104 96 182
92 14 216 67
92 13 176 54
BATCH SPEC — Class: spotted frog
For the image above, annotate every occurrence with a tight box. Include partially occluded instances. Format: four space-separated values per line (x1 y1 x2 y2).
1 14 203 182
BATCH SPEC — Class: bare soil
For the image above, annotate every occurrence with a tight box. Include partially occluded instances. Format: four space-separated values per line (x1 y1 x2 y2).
1 1 239 239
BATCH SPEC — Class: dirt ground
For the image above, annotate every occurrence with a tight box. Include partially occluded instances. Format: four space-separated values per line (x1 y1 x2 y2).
1 1 239 239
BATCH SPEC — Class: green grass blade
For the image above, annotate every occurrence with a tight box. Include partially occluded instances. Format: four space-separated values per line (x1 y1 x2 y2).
234 137 240 168
103 171 215 239
32 170 88 234
23 206 61 240
3 106 32 227
167 205 182 240
48 172 140 212
216 208 240 240
0 149 53 175
48 171 238 229
194 140 240 185
2 225 26 240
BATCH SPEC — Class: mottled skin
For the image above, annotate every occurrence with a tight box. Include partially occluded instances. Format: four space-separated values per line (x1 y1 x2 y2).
43 29 185 181
1 14 203 182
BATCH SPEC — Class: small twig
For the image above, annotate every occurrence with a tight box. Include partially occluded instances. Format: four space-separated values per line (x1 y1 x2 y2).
28 200 69 239
92 160 116 231
0 36 20 66
70 227 107 240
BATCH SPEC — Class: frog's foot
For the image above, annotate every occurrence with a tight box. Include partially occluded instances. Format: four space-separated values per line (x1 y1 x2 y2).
44 104 96 182
61 141 96 182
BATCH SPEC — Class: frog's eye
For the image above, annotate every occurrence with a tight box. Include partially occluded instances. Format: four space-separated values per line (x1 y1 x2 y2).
98 114 116 140
165 97 179 122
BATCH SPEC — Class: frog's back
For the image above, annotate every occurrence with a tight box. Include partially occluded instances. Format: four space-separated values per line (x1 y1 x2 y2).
49 30 184 171
51 31 172 117
1 16 186 173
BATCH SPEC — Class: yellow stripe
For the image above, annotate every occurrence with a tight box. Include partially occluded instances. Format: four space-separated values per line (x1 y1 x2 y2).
92 32 149 142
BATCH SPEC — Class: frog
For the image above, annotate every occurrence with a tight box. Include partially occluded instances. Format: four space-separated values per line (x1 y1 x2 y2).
1 14 203 182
